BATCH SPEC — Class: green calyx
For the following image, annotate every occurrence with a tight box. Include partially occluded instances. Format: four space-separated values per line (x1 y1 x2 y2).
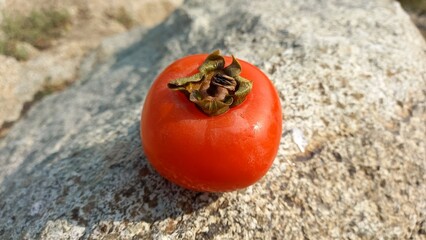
167 50 253 116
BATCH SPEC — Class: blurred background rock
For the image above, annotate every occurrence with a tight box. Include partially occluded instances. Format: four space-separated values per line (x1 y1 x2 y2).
0 0 183 137
398 0 426 37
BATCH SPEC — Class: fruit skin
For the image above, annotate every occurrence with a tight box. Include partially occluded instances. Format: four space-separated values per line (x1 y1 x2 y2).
141 53 282 192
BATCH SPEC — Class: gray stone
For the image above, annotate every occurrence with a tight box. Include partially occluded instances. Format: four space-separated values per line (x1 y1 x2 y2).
0 0 183 131
1 0 425 239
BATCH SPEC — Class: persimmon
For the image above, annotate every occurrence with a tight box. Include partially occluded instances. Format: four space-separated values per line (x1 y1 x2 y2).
141 50 282 192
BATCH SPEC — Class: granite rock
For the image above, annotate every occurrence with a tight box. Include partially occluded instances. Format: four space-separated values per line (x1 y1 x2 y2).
0 0 183 131
0 0 425 239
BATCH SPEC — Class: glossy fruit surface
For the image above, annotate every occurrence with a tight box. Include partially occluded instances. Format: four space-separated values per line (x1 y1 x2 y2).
141 52 282 192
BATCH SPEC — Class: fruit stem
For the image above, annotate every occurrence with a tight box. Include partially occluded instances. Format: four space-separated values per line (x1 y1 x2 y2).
167 50 253 116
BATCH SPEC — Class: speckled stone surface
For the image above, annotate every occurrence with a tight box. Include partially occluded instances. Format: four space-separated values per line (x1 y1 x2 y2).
0 0 183 130
1 0 425 239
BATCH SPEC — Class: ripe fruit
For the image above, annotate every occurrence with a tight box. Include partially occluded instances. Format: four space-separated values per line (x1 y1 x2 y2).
141 50 282 192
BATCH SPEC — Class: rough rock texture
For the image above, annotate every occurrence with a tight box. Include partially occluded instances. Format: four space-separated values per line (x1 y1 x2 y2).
0 0 183 131
1 0 425 239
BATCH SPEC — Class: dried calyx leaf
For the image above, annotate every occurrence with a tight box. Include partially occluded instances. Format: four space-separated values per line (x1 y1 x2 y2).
168 50 253 116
